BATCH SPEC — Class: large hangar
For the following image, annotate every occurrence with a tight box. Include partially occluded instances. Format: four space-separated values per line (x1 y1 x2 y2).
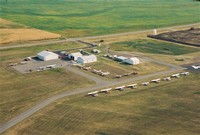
77 55 97 64
124 57 140 65
37 51 59 61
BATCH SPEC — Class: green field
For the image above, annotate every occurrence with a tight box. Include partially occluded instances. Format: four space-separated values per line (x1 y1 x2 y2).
0 0 199 37
4 73 200 135
0 42 94 124
111 39 200 55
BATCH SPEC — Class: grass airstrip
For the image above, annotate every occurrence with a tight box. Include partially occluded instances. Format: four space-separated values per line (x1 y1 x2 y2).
3 73 200 135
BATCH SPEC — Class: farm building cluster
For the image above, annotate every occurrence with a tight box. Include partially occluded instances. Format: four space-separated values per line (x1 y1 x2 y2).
9 42 142 75
37 50 98 64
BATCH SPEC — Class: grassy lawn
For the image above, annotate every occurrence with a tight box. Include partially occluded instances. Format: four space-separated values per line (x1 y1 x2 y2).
0 0 199 37
0 43 94 124
4 73 200 135
111 39 200 55
79 55 168 79
79 46 169 79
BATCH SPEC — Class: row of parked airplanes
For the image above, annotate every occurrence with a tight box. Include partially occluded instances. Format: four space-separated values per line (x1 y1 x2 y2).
80 66 138 77
192 65 200 70
87 71 189 97
29 64 57 72
80 66 110 76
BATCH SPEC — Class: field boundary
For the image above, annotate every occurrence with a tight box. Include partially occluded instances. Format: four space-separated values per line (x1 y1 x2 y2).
147 34 200 47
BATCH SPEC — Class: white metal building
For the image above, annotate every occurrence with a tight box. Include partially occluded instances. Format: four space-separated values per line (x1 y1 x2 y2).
68 52 83 61
77 55 97 64
124 57 140 65
37 51 59 61
115 56 127 62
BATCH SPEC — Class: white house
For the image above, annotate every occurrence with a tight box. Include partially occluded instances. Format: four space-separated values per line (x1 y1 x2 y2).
37 51 59 61
68 52 83 60
77 55 97 64
124 57 140 65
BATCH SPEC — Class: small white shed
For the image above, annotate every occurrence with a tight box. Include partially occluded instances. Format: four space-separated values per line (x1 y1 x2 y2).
124 57 140 65
77 55 97 64
68 52 83 61
37 51 59 61
92 49 101 54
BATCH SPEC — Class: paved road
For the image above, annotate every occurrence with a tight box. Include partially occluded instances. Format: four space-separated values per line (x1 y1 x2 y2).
0 23 199 50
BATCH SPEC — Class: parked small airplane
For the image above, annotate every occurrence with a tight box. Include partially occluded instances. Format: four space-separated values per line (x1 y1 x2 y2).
180 72 189 76
163 77 171 81
46 64 56 68
115 75 122 78
141 82 149 86
127 84 137 89
92 69 102 73
171 73 180 78
88 91 99 97
100 88 112 93
115 86 126 91
82 66 91 70
192 65 200 69
151 78 161 83
100 71 110 76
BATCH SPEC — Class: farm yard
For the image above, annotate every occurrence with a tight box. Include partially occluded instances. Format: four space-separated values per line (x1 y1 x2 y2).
0 0 200 37
3 73 200 135
0 18 61 44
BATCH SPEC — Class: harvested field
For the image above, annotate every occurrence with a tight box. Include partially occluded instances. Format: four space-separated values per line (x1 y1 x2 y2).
0 29 61 44
148 28 200 47
0 18 61 44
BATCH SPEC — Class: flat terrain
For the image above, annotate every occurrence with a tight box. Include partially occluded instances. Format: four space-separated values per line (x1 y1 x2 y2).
0 18 61 44
110 39 199 55
0 0 199 37
0 0 200 133
82 57 168 79
0 42 93 124
149 28 200 47
3 73 200 135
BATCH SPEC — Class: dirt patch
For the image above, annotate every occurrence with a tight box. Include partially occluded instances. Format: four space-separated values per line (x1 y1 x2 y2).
148 28 200 47
0 29 61 44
